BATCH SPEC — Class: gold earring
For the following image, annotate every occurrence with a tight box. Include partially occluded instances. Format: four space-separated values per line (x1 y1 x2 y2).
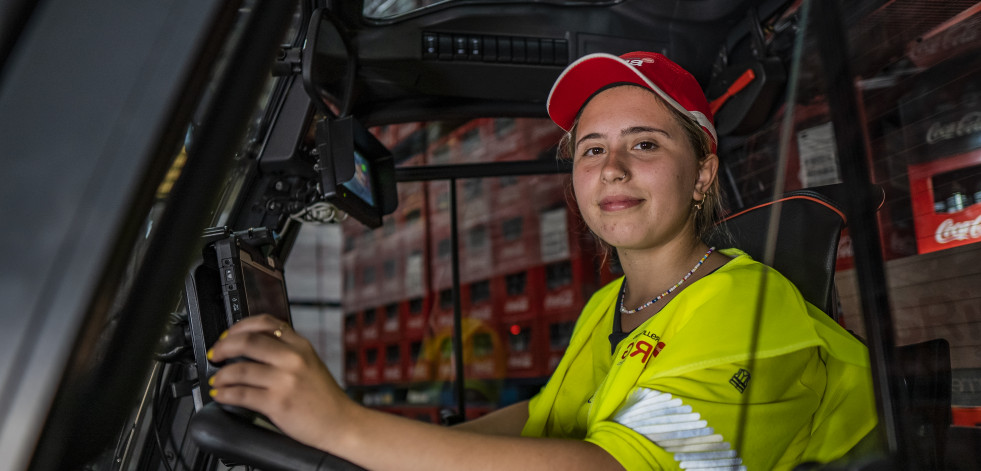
693 199 704 211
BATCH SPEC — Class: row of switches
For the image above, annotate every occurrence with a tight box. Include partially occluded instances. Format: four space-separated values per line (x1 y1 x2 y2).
423 32 568 65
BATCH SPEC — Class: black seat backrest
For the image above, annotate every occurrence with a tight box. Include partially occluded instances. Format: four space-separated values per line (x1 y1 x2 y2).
715 185 953 469
706 183 854 318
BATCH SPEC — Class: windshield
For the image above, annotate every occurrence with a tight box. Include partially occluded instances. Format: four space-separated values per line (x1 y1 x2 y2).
338 3 981 467
81 3 307 469
11 0 981 469
362 0 620 20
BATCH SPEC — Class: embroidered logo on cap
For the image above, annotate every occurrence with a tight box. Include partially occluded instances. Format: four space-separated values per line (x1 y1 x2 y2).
625 57 655 67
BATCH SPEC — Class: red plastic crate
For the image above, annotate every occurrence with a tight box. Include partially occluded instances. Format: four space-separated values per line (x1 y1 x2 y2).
359 342 383 386
489 175 529 215
391 122 424 147
403 296 430 336
431 284 471 331
401 211 428 300
542 256 598 316
343 347 360 386
376 228 403 304
530 175 572 216
492 203 542 276
952 406 981 427
381 341 404 384
499 266 545 320
404 332 432 383
429 218 454 292
458 178 492 226
428 180 452 222
360 306 381 343
343 311 359 346
450 120 490 163
501 315 546 378
543 309 580 373
379 301 402 343
523 118 565 157
460 218 494 284
466 279 497 324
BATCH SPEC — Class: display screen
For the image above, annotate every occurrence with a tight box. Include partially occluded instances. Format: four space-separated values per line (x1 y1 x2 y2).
341 149 376 207
240 256 291 323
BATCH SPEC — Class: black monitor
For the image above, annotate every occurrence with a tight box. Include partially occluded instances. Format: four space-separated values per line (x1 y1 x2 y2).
185 228 292 381
212 230 292 327
233 247 291 324
316 116 397 228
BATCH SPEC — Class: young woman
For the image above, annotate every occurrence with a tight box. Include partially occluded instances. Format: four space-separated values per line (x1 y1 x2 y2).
208 51 877 470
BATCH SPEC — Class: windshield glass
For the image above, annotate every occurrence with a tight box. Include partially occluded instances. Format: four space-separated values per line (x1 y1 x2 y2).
362 0 619 20
87 3 307 469
339 5 981 467
831 0 981 435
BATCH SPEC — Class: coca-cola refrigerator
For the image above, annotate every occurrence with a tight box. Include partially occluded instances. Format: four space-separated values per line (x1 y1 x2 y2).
901 52 981 254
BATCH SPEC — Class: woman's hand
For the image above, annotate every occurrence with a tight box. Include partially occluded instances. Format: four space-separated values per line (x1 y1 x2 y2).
207 314 352 451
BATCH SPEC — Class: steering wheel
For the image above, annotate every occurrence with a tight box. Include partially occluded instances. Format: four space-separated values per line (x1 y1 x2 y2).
189 402 366 471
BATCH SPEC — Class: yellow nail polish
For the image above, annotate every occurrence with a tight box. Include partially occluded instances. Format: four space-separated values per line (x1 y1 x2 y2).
208 376 215 386
207 349 214 361
209 388 217 398
219 331 228 340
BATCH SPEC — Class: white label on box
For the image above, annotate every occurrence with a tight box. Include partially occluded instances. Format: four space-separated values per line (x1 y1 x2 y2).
405 251 423 296
797 122 841 187
540 208 570 263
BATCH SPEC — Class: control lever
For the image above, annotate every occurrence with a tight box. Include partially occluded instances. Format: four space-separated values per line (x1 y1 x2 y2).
212 356 273 423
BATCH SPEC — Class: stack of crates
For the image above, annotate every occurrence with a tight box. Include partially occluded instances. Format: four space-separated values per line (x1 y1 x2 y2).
340 118 619 417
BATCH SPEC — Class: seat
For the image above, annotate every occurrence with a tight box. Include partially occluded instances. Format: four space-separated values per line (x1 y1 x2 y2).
706 182 854 319
714 184 953 470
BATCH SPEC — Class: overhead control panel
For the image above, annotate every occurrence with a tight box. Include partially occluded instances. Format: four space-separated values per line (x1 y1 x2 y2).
422 32 569 65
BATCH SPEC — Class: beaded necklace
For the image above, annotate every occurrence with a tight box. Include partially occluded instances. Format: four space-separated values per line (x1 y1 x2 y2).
619 246 715 314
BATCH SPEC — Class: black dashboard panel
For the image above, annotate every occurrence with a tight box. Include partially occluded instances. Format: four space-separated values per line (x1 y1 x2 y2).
307 0 793 126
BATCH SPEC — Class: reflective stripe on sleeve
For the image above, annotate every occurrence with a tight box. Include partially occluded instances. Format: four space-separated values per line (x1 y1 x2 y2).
613 388 747 471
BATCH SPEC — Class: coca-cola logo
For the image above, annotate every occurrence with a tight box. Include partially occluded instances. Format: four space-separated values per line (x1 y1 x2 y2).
934 215 981 244
504 297 529 312
470 305 492 320
908 18 980 62
544 289 574 310
507 354 533 369
925 112 981 144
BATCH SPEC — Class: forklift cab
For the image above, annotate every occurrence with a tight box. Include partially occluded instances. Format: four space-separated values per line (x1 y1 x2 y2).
2 0 979 470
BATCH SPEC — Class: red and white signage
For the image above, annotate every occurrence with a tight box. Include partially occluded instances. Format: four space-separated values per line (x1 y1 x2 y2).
908 150 981 254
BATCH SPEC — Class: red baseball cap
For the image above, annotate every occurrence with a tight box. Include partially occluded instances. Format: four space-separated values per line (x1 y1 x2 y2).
547 51 718 153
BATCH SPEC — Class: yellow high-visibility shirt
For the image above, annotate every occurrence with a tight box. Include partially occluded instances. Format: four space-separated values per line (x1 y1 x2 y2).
523 249 877 470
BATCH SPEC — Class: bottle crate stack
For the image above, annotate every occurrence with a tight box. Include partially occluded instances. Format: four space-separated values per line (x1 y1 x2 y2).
340 119 620 420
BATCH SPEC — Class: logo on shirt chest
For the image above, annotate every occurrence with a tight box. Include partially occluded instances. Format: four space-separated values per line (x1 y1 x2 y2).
616 339 666 366
729 368 751 393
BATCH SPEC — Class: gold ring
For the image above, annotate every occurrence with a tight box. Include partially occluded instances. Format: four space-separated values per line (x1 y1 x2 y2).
273 329 283 338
